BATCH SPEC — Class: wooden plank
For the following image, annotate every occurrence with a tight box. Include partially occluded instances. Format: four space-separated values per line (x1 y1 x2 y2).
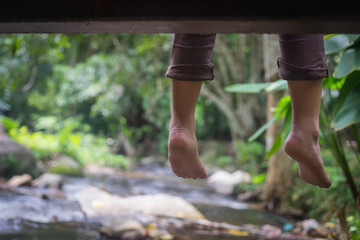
1 19 359 34
0 1 359 33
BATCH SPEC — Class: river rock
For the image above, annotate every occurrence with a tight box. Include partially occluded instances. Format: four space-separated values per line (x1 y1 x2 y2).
99 218 146 240
0 191 85 223
49 154 82 176
74 186 205 221
6 174 33 187
301 218 320 235
261 224 282 237
0 123 39 178
32 172 64 189
207 170 251 195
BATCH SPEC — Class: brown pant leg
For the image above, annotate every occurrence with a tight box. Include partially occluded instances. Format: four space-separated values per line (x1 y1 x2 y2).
277 34 328 80
165 34 217 81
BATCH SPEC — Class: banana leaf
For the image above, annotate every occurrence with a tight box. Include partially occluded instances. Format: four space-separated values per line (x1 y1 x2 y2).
331 71 360 131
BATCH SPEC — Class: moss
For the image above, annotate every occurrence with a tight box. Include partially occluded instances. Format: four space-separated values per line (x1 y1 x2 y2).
0 154 41 178
49 163 82 176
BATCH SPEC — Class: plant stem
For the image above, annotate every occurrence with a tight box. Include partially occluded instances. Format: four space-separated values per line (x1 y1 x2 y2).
351 124 360 165
320 104 358 201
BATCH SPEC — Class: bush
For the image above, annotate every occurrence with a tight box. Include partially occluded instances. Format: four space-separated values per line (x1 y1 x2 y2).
0 116 131 170
235 140 266 175
0 155 24 178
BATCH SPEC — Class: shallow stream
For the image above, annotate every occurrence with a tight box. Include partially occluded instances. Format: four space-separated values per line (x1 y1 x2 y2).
0 163 291 239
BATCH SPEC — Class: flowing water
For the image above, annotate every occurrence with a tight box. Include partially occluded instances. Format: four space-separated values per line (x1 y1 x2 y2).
0 163 292 239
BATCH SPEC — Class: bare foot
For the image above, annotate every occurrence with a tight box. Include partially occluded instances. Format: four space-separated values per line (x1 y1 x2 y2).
168 127 207 179
284 129 331 188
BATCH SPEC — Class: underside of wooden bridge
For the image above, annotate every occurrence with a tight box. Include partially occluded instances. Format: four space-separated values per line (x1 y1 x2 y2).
0 0 359 34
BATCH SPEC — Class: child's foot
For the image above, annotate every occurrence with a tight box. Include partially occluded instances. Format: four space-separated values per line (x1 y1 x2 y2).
284 129 331 188
168 127 207 179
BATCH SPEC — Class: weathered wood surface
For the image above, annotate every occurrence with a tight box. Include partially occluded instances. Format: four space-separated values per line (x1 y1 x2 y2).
0 0 359 33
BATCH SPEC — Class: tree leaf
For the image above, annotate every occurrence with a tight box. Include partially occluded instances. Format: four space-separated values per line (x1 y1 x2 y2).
332 90 360 131
265 79 288 92
225 80 288 94
347 34 360 42
324 34 351 55
248 116 276 142
0 99 11 114
224 83 271 93
265 134 282 159
333 71 360 114
334 48 360 78
322 75 345 90
248 96 291 141
331 71 360 131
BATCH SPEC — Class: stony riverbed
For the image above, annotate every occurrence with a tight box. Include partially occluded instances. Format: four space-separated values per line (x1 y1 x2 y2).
0 163 332 240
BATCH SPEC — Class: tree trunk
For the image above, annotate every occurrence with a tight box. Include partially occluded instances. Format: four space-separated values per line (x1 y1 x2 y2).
262 34 294 207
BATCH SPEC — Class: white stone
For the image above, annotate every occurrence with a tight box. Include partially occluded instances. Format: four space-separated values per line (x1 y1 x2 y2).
74 186 205 221
207 170 251 195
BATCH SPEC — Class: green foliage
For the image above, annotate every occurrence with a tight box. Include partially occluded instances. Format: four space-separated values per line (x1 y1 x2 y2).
49 163 82 176
324 34 353 54
348 211 360 240
216 155 233 168
249 95 291 142
235 140 266 175
77 145 130 169
283 146 359 226
335 47 360 78
225 82 273 93
237 34 360 237
1 115 19 132
283 151 359 239
0 155 24 178
9 124 58 160
56 121 82 161
246 35 360 202
1 116 130 170
225 79 288 94
236 140 265 163
251 172 266 185
331 71 360 130
0 99 10 115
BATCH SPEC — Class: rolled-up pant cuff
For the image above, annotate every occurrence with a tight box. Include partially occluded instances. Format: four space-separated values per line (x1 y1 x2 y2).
166 34 328 82
277 34 329 80
165 34 216 81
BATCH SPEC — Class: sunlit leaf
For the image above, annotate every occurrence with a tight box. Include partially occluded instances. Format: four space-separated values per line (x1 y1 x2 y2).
322 75 345 90
225 83 271 93
265 134 282 159
265 79 288 92
248 96 291 142
225 80 288 94
252 173 266 185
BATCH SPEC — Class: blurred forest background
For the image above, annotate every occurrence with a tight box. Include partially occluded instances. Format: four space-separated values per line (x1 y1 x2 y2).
0 33 359 238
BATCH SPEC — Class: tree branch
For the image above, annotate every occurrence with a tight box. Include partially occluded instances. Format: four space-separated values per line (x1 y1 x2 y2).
22 66 38 93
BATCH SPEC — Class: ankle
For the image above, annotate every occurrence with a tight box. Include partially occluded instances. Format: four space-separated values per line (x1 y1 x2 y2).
288 125 319 143
169 117 196 132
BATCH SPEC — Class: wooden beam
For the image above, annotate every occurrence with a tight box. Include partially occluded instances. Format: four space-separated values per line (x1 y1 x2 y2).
1 19 359 34
1 1 359 34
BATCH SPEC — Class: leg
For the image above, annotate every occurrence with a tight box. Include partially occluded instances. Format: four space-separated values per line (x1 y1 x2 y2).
168 79 206 178
166 34 216 179
284 80 331 188
278 34 331 188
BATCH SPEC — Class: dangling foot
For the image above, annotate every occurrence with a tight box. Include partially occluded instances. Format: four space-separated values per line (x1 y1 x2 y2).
168 126 207 179
284 129 331 188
